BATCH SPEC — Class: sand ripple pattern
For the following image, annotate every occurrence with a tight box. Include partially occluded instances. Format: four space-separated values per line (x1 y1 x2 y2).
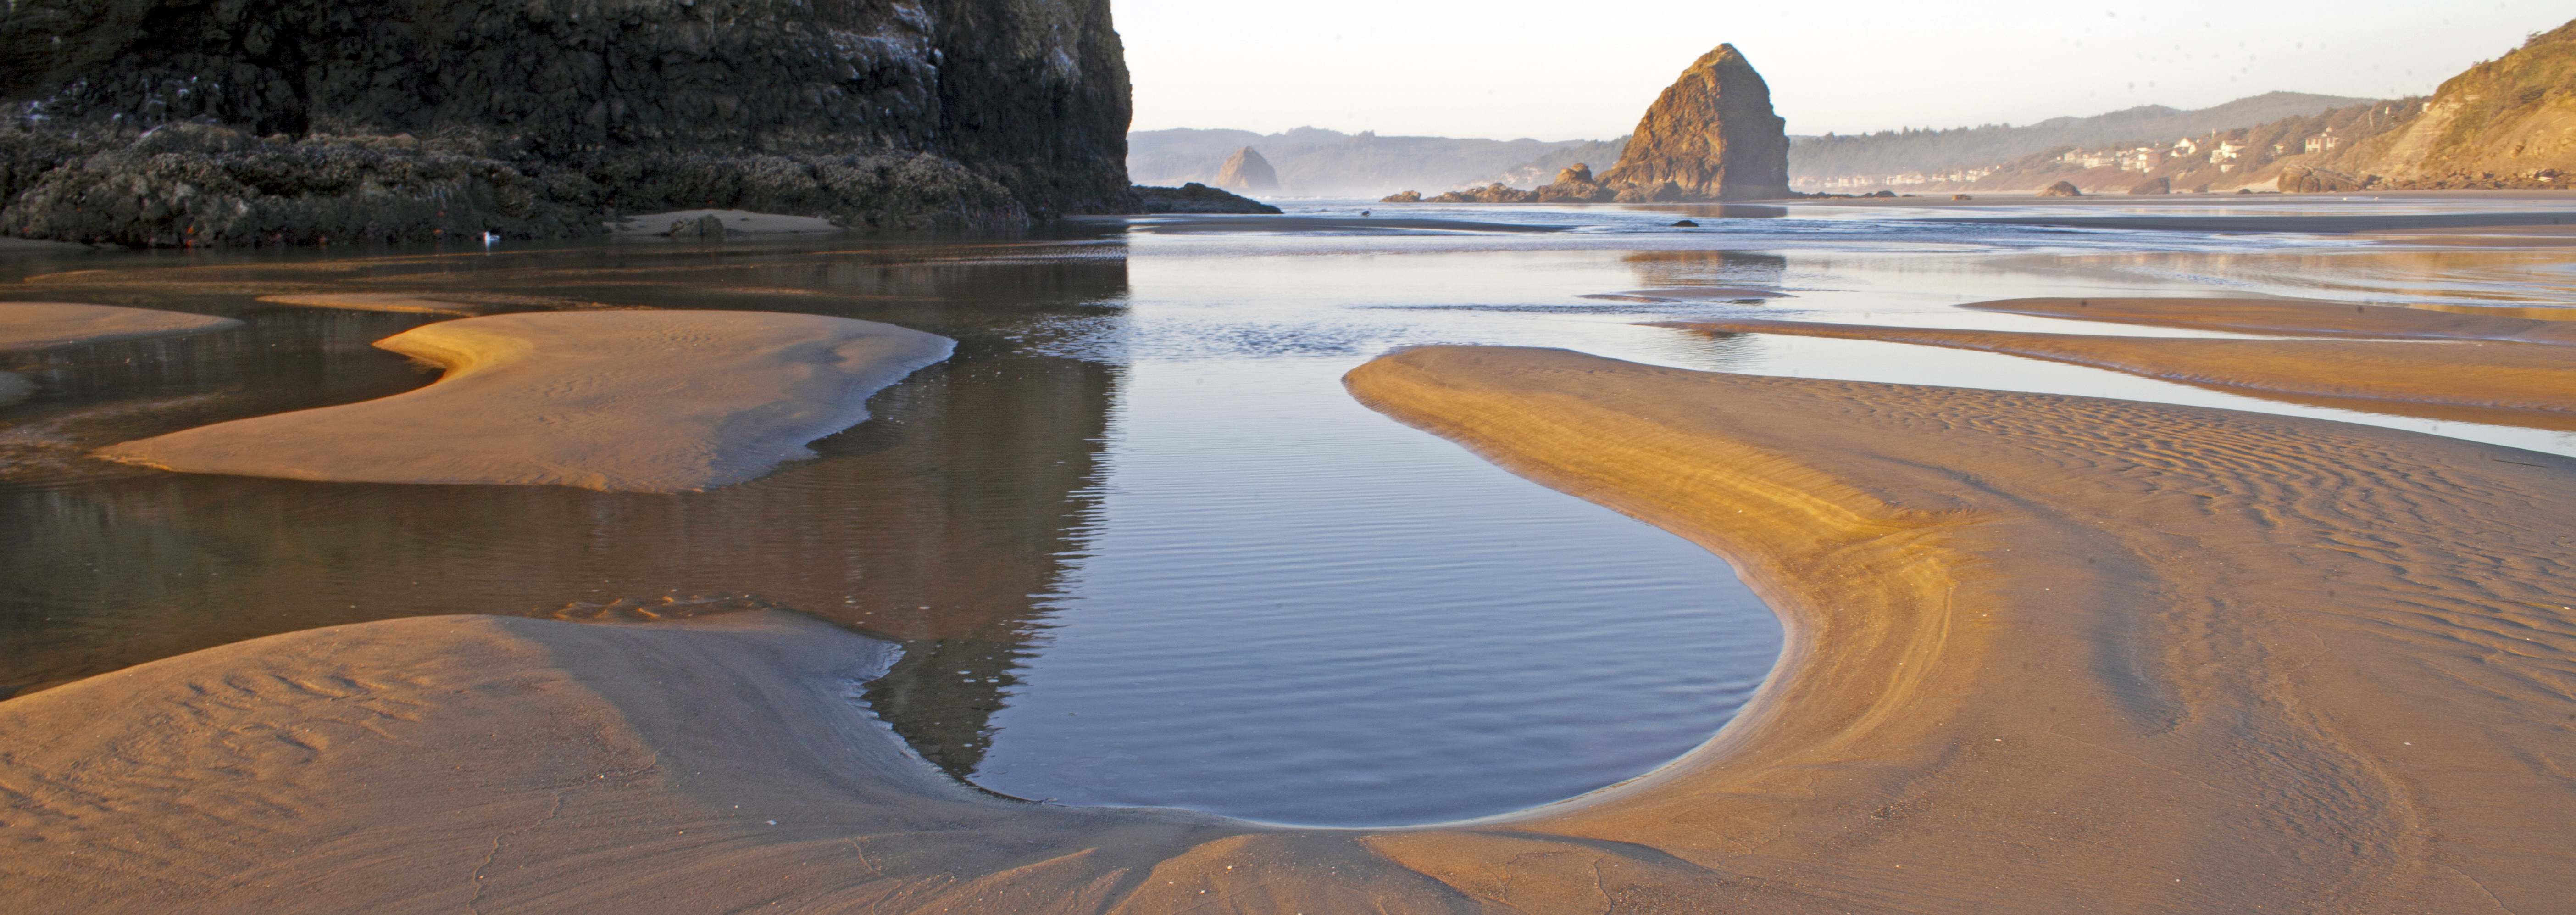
5 347 2570 913
1662 317 2576 429
94 311 954 492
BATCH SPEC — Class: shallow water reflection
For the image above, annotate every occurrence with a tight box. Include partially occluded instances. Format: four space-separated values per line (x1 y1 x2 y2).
6 200 2571 826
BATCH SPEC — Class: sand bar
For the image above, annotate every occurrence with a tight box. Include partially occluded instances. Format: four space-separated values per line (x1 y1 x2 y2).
1118 215 1569 234
1960 296 2576 344
1578 286 1793 302
0 301 242 352
96 310 953 492
12 345 2571 912
1344 347 2575 911
1658 317 2576 427
1927 208 2576 234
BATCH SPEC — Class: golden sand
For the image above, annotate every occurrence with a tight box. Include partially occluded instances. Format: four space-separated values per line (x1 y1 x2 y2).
1960 296 2576 344
10 346 2569 912
1657 317 2576 429
96 311 953 492
0 301 241 352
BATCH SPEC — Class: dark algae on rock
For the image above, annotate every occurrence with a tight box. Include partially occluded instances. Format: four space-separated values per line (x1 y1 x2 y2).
0 0 1133 245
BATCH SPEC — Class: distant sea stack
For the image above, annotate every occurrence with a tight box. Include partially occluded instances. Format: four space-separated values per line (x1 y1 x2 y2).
1214 146 1279 194
1598 44 1791 201
0 0 1133 245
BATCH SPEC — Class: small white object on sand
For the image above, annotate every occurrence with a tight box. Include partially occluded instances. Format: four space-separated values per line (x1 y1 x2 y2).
0 301 243 352
97 310 954 491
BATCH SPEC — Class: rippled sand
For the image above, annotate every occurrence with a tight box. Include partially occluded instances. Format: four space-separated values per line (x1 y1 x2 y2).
97 311 953 492
1660 317 2576 429
11 344 2569 913
1960 296 2576 344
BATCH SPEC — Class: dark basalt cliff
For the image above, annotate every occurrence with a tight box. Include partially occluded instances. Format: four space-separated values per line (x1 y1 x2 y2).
0 0 1133 245
1598 44 1789 201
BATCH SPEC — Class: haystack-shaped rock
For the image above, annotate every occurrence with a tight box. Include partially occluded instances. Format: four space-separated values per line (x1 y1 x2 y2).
1215 147 1280 193
1599 44 1791 201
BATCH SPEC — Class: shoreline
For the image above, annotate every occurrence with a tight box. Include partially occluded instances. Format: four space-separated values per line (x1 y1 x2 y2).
11 345 2571 911
95 311 955 492
1656 317 2576 429
0 302 244 353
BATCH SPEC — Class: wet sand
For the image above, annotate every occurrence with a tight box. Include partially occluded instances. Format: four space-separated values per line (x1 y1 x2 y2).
1112 215 1569 234
1579 286 1793 302
1959 296 2576 344
611 209 850 237
1657 318 2576 428
0 301 243 351
251 293 616 315
11 346 2570 912
1928 209 2576 234
97 311 953 492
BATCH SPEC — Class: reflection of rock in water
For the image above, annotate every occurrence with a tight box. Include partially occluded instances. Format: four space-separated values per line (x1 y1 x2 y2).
0 247 1123 753
863 637 1027 777
1623 249 1789 290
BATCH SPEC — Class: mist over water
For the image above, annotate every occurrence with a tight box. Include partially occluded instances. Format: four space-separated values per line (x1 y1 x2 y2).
4 197 2569 825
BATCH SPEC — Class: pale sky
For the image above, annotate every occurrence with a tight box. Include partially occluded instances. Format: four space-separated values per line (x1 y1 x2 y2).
1116 1 2566 140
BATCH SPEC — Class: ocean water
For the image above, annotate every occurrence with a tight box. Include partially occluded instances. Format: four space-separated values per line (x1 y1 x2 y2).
3 196 2569 826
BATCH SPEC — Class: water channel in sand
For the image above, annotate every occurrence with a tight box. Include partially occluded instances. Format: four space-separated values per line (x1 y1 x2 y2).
3 197 2571 826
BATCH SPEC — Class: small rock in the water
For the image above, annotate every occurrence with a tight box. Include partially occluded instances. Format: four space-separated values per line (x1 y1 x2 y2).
1671 219 1699 227
1953 194 1974 200
2037 181 2083 198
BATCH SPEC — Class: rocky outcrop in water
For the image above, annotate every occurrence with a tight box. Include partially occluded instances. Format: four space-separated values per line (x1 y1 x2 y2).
1378 190 1424 203
0 0 1133 245
1213 146 1278 193
1427 183 1534 204
1532 163 1616 202
2276 165 2370 193
1597 44 1790 201
2037 180 2082 197
1131 183 1280 213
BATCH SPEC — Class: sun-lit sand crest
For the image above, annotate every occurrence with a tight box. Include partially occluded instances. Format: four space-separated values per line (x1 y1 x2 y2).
1659 318 2576 428
11 343 2570 911
95 311 954 492
1960 296 2576 344
0 301 243 352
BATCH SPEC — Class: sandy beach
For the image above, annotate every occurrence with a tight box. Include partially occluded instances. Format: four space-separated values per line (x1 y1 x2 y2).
1958 296 2576 344
9 342 2569 912
0 301 243 352
96 311 954 492
1657 317 2576 428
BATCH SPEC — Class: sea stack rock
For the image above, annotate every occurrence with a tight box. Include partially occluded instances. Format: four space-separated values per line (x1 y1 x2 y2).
1598 44 1791 201
2037 181 2083 197
0 0 1134 245
1215 147 1280 194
